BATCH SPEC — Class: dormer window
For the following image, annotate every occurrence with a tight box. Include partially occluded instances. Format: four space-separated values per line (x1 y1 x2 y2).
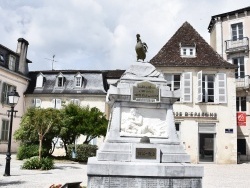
56 73 65 87
180 43 196 58
8 55 16 71
36 73 44 88
75 73 83 87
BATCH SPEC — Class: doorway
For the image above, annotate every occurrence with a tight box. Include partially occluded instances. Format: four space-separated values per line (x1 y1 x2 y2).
199 133 215 162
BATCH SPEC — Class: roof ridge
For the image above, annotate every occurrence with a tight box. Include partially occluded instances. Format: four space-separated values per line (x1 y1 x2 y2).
150 22 235 68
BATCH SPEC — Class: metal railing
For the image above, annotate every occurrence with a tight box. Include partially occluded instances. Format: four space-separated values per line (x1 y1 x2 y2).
236 75 250 89
225 37 249 53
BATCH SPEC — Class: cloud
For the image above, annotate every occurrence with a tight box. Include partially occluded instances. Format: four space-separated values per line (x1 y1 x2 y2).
0 0 249 71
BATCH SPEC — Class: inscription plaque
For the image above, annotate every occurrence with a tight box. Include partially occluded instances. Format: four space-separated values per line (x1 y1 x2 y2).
132 81 160 103
136 148 157 159
88 176 202 188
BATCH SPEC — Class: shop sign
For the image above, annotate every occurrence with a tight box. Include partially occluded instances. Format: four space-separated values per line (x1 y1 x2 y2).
237 112 246 126
174 112 217 118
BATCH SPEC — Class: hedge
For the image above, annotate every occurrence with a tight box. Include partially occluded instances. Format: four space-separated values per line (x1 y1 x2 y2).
67 144 98 162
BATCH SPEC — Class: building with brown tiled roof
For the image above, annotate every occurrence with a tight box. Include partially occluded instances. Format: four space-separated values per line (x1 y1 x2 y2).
150 22 237 164
150 22 236 68
208 6 250 162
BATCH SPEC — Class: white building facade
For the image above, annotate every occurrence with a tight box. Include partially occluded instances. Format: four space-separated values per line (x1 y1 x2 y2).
150 22 237 164
0 38 31 153
209 6 250 161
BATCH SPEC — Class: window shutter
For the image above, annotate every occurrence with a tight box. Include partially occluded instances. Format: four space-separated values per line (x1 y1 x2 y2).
36 99 41 107
216 73 227 103
56 99 61 109
52 99 56 108
197 71 202 102
182 72 192 102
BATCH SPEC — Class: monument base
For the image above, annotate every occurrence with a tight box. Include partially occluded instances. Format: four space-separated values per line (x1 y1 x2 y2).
87 157 203 188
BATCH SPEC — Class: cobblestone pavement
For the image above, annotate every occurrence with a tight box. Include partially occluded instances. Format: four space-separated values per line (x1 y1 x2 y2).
1 154 250 188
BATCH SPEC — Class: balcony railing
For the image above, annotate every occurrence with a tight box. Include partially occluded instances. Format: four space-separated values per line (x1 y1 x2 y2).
225 37 249 54
236 75 250 89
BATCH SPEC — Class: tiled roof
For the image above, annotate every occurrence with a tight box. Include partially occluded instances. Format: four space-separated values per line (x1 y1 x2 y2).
25 70 125 95
25 70 107 95
105 70 125 78
150 22 236 69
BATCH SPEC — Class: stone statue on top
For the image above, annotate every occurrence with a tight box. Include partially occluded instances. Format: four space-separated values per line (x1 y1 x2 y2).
135 34 148 62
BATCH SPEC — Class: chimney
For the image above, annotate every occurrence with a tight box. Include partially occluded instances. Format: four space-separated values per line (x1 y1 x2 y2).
16 38 29 75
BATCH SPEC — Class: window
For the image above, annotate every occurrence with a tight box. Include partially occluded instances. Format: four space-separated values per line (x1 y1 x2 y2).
233 57 245 78
52 99 61 109
70 99 80 105
36 73 44 88
190 49 193 55
1 120 9 141
1 83 16 105
183 49 187 55
75 73 83 87
236 97 246 111
165 74 181 102
8 55 16 71
165 74 181 91
76 77 81 87
202 74 215 102
231 22 243 41
165 72 193 103
197 71 227 103
58 77 63 87
180 47 196 57
57 73 65 87
33 98 41 108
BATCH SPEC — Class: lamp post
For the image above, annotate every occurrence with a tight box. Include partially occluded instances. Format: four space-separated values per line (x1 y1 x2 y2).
3 89 19 176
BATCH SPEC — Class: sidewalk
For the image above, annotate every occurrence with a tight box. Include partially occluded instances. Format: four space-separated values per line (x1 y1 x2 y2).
1 154 250 188
0 154 87 188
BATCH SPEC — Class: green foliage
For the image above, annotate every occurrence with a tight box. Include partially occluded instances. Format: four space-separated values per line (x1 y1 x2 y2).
16 144 39 160
66 144 98 162
16 144 50 160
22 156 54 170
14 107 61 159
79 107 108 144
15 104 108 160
59 104 83 149
40 157 55 170
59 104 108 153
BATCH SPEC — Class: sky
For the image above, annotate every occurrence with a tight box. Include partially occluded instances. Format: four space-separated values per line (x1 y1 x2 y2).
0 0 249 71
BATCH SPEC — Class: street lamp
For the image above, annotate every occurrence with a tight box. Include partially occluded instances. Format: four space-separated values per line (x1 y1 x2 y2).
3 89 20 176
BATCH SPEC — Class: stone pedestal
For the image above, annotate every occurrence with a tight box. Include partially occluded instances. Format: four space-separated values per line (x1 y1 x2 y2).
87 63 203 188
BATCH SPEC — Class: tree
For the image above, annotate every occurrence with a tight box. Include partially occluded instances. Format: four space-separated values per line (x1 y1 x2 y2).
79 106 108 144
59 103 83 154
59 104 108 152
14 107 61 161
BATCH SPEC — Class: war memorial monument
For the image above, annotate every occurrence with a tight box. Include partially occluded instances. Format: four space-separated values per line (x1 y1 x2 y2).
87 35 203 187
